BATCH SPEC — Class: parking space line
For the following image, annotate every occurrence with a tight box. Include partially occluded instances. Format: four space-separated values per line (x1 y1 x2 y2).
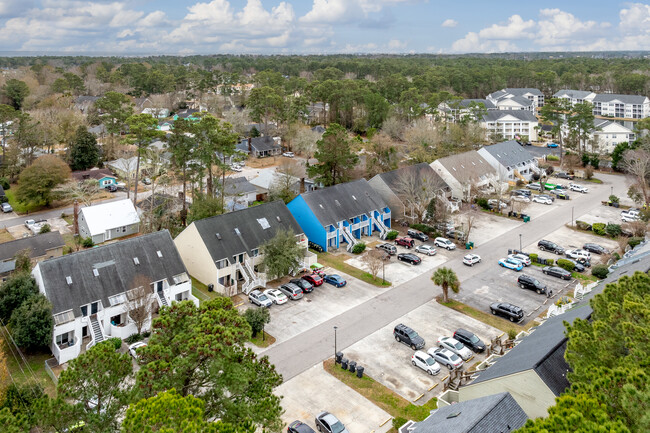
428 383 438 392
380 418 392 427
413 393 424 402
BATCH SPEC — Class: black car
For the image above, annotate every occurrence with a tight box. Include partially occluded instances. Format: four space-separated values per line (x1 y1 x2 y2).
453 328 486 353
538 239 565 255
543 266 572 280
394 323 425 350
555 172 574 180
490 302 524 322
513 189 532 197
397 253 421 265
583 243 608 255
407 229 429 242
564 259 585 272
290 278 314 293
288 421 317 433
517 274 547 294
106 184 118 192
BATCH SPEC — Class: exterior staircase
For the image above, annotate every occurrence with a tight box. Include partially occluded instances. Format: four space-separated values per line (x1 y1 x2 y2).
339 224 358 252
370 214 388 240
157 291 169 307
237 261 266 294
88 315 105 350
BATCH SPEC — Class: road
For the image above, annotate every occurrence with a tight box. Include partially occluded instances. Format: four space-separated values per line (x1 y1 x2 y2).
264 173 629 381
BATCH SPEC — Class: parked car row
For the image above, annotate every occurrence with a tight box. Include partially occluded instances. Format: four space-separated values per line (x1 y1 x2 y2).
248 272 348 307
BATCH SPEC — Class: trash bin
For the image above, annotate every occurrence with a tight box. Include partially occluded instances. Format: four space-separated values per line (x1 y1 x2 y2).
465 242 474 249
348 361 357 373
356 366 364 378
207 284 214 292
335 352 343 364
523 215 530 223
341 358 348 370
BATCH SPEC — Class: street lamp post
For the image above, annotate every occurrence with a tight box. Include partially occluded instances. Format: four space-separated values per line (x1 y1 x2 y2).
611 186 613 196
334 326 338 360
519 234 522 252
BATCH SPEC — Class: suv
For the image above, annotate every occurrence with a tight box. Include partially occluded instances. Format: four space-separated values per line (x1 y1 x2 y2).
377 243 397 255
1 202 12 213
434 237 456 250
517 274 547 294
393 324 425 350
538 239 564 255
490 302 524 322
555 172 574 180
395 237 415 248
278 283 304 300
407 229 429 242
453 329 486 353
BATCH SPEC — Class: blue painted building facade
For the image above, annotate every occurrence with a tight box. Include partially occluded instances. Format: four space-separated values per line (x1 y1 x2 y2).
287 179 391 252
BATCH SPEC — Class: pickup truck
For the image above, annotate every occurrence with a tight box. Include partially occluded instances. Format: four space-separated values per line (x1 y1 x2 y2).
621 210 640 222
25 219 46 234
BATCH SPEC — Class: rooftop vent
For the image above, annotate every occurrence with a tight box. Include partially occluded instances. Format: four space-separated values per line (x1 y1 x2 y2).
276 216 282 222
234 228 241 235
133 257 140 265
446 412 461 419
352 195 357 200
216 233 222 240
157 250 163 258
66 276 72 285
93 269 99 277
319 204 324 209
257 218 270 229
334 199 341 206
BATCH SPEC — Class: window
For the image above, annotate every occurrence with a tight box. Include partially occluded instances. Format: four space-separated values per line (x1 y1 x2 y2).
108 293 125 306
251 248 259 257
157 250 163 258
56 332 73 347
53 310 75 325
257 218 270 229
216 259 229 269
81 305 88 317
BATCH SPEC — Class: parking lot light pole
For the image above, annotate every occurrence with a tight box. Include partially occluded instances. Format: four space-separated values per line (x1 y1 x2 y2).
519 234 522 252
334 326 338 359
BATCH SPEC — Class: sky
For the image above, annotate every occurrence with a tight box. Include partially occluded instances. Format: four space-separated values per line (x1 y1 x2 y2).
0 1 649 55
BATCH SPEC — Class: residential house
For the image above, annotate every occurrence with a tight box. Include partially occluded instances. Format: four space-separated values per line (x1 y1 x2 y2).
588 119 636 154
287 179 391 252
552 89 596 106
487 88 544 112
478 140 539 182
307 102 328 124
479 110 539 141
107 157 139 180
142 107 170 119
237 136 282 158
430 151 499 202
32 230 198 364
591 93 650 119
311 125 326 134
88 124 107 137
136 193 187 216
222 177 259 211
0 261 15 281
0 231 65 268
437 99 496 122
173 109 201 121
174 200 315 296
157 120 173 132
401 392 527 433
248 168 316 201
368 163 451 220
71 168 117 189
78 199 141 244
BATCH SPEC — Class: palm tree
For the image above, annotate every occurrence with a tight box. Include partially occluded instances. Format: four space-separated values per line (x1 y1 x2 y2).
431 267 460 303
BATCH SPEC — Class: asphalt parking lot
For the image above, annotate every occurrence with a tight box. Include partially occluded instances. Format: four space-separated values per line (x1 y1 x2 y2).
339 300 501 403
277 363 392 433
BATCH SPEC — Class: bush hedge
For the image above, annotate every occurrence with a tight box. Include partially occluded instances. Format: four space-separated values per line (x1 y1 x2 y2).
605 223 622 238
547 155 559 161
592 222 606 236
557 259 575 272
82 237 94 248
477 198 489 210
352 243 366 254
0 177 9 190
410 223 435 234
591 264 609 279
546 258 554 266
386 230 399 240
628 237 644 249
575 220 592 231
529 253 538 263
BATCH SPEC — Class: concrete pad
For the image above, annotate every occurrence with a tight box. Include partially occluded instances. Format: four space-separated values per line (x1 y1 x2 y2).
340 300 501 403
576 203 627 226
6 225 30 238
277 363 392 433
529 225 619 265
451 211 522 246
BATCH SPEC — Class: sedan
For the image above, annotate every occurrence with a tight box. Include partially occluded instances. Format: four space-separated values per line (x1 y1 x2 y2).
397 253 421 265
546 142 559 148
290 278 314 293
415 245 437 256
411 350 441 376
288 421 316 433
532 195 552 205
263 289 288 305
569 183 588 193
526 183 542 191
282 152 295 158
323 274 347 287
512 195 531 203
538 193 555 202
498 257 524 271
315 412 349 433
462 254 481 266
248 290 272 307
508 253 531 266
427 348 464 370
302 273 323 286
106 184 118 193
543 266 572 280
1 202 13 213
488 199 508 210
437 336 473 360
583 243 608 255
128 342 147 359
550 190 570 200
434 237 456 250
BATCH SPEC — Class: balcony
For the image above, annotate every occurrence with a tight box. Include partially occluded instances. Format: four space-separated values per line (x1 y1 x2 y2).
53 339 81 364
109 321 138 340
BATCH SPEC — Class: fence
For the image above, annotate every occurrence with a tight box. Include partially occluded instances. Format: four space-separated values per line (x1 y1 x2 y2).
44 357 59 385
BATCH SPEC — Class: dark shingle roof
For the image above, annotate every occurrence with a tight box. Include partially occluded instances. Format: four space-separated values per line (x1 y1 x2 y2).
592 93 649 104
71 168 116 182
37 231 187 316
481 110 538 122
374 163 447 192
412 392 527 433
237 136 281 153
223 177 257 196
0 232 65 262
480 141 535 168
299 179 388 227
457 99 495 109
192 200 303 262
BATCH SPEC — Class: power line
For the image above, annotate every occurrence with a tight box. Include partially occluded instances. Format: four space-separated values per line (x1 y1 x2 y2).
0 319 43 400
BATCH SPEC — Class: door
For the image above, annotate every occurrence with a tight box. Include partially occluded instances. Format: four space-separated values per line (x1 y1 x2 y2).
90 302 99 315
156 281 163 292
105 229 111 241
82 326 88 338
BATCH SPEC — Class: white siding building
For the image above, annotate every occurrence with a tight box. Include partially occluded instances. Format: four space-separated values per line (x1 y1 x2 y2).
78 199 141 244
480 111 539 142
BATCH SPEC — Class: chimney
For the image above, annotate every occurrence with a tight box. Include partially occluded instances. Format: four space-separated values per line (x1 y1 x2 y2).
300 177 306 193
248 137 252 154
73 200 79 235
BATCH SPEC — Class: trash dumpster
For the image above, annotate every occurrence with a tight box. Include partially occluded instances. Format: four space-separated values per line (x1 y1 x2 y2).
341 358 348 370
335 352 343 364
465 242 474 249
523 215 530 223
348 361 357 373
356 366 364 378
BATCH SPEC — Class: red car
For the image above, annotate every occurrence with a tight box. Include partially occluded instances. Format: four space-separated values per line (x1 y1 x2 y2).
302 273 323 286
395 237 415 248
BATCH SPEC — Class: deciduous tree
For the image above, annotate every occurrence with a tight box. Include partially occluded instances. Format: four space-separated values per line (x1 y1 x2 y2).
15 155 71 207
394 169 444 222
126 276 154 335
620 149 650 205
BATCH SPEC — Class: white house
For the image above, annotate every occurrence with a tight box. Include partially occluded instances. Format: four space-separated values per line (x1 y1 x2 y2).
591 93 650 120
223 177 260 211
588 119 636 154
32 230 198 364
478 140 540 182
437 99 496 122
78 199 141 244
480 110 539 141
430 151 499 202
552 89 596 106
487 88 544 112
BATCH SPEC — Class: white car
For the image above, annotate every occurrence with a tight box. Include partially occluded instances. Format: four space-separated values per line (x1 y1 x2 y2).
411 350 441 375
230 164 243 172
565 249 591 262
437 336 473 361
462 254 481 266
487 199 508 209
434 237 456 250
128 342 147 359
415 245 437 256
263 289 288 305
532 195 552 205
282 152 295 158
508 253 531 266
621 210 640 222
427 347 464 370
569 183 588 193
512 195 531 203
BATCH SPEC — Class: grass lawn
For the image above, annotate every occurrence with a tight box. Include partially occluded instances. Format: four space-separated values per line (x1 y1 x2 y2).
0 229 15 243
191 276 221 302
323 359 436 422
584 177 603 184
249 331 275 348
316 252 391 288
438 299 529 333
2 339 56 396
5 188 42 214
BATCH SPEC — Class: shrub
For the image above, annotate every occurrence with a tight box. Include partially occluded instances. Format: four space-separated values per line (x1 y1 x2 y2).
581 153 590 167
547 155 559 161
507 329 518 340
82 237 94 248
546 259 554 266
62 245 73 255
385 230 399 240
107 337 122 351
605 223 622 238
584 165 594 180
557 259 575 272
628 237 644 248
125 333 145 344
590 154 600 169
529 253 538 263
592 223 606 236
39 224 51 234
410 223 435 234
0 177 9 190
351 242 366 254
613 252 621 260
477 198 489 210
576 220 592 231
532 172 540 181
608 194 619 203
592 264 609 279
308 241 324 253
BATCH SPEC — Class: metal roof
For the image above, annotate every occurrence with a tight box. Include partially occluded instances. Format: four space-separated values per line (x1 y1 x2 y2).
79 199 140 237
592 93 649 104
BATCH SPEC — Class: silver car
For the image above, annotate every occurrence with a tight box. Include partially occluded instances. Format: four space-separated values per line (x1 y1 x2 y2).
437 336 473 361
279 283 304 300
508 253 531 266
248 289 272 307
427 347 464 370
315 412 349 433
415 245 437 256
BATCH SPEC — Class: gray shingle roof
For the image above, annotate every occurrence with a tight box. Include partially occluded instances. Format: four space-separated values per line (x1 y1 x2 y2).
237 136 281 153
191 200 303 263
299 179 388 227
481 110 538 122
480 141 535 168
456 99 496 109
0 232 65 262
434 151 497 184
223 177 257 196
71 168 116 182
553 89 594 99
374 163 448 192
592 93 649 104
503 88 544 96
411 392 527 433
37 231 187 316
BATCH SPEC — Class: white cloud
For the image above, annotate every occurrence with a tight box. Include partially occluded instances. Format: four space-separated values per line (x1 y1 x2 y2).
300 0 417 24
387 39 407 50
535 8 608 48
441 19 457 28
478 15 535 39
619 3 650 34
451 31 519 53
